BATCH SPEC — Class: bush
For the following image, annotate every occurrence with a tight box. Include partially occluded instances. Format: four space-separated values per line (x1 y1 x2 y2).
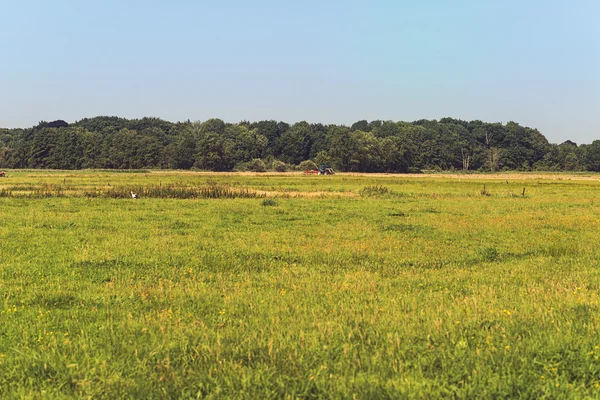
477 247 499 262
360 185 391 197
298 160 318 171
234 159 266 172
262 199 278 206
272 160 288 172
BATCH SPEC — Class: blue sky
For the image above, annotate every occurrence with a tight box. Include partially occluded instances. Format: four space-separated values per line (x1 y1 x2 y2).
1 0 598 143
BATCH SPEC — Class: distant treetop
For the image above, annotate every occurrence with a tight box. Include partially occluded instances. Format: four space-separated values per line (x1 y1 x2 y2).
0 116 596 172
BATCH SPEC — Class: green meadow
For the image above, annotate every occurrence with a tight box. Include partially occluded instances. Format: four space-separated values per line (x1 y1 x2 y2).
1 170 600 398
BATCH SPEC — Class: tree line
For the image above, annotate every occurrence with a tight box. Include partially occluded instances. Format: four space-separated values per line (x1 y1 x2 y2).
0 116 597 172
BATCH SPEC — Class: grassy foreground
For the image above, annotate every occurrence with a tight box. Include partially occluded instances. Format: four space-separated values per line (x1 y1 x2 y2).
1 170 600 398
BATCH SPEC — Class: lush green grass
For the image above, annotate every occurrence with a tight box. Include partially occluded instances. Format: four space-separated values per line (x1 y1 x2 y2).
1 170 600 398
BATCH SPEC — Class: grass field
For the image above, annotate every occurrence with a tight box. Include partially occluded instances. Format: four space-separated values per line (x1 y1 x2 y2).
1 170 600 398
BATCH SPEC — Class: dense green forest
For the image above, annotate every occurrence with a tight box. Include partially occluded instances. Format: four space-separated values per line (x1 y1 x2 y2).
0 117 597 172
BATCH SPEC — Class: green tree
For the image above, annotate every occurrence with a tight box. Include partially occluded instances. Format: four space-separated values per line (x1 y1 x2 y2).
194 133 235 171
328 126 355 171
581 141 600 172
350 130 381 172
276 122 311 165
350 120 370 132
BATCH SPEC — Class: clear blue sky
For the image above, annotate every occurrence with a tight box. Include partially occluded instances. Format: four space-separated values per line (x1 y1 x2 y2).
1 0 598 143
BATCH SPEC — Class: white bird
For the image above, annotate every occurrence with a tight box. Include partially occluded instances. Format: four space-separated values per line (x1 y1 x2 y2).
130 191 138 199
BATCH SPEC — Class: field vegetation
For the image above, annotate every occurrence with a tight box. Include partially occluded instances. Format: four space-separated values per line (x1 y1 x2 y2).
1 170 600 398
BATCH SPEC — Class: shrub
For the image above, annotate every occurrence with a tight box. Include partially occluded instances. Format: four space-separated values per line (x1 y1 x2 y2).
360 185 391 197
234 159 266 172
477 247 499 262
272 160 288 172
480 184 491 196
249 159 267 172
262 199 278 206
298 160 318 171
